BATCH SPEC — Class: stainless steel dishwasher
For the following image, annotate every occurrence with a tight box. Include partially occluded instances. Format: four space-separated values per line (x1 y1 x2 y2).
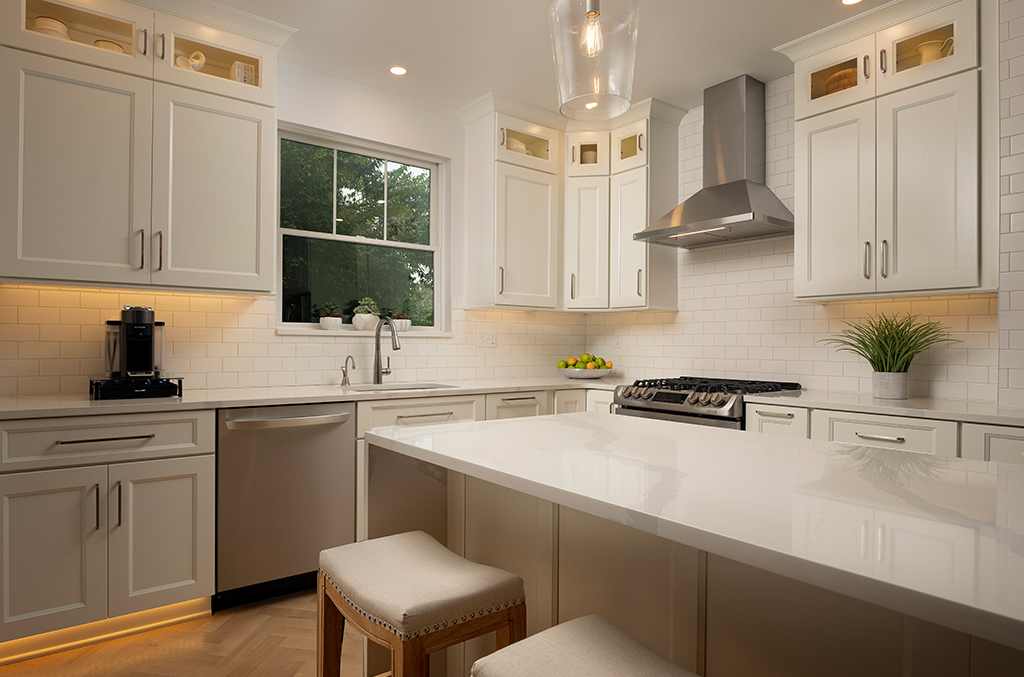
215 402 355 608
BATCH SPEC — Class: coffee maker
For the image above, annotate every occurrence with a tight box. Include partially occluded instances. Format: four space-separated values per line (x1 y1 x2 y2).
90 305 182 400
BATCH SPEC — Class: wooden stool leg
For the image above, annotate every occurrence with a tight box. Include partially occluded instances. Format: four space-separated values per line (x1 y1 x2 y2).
495 603 528 649
393 636 429 677
317 571 346 677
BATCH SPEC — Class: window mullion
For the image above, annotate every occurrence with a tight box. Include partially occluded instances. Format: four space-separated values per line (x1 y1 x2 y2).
332 149 338 234
382 162 388 242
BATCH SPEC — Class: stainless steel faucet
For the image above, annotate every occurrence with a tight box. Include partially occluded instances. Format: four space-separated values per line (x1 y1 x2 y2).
341 355 356 386
373 317 401 384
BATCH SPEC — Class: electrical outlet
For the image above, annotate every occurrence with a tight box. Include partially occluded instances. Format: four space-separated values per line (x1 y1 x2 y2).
478 331 496 348
614 333 623 349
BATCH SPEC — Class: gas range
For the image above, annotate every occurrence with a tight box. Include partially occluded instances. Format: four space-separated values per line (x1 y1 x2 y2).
613 377 802 429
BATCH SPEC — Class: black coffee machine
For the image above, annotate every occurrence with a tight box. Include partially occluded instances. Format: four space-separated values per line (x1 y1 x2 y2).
90 305 182 400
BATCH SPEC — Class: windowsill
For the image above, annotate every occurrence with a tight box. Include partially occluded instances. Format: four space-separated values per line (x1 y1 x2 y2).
276 326 453 338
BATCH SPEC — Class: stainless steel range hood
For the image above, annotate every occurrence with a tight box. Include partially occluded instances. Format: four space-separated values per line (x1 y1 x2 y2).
634 75 794 249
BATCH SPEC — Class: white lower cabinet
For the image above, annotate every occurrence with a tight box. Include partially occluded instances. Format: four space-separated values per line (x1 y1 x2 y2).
811 409 958 457
586 389 615 414
745 403 810 438
485 391 550 419
961 423 1024 464
554 390 588 414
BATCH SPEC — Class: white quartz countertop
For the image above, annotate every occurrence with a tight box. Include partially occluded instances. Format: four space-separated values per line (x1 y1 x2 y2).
365 412 1024 651
746 388 1024 427
0 377 625 420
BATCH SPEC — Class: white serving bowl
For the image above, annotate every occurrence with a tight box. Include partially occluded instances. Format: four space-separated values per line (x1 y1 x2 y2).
558 367 612 379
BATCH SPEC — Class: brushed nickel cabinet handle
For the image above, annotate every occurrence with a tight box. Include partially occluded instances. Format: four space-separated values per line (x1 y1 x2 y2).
157 231 164 271
571 146 575 164
139 230 145 270
396 411 454 420
880 239 888 278
57 433 156 446
141 29 148 56
94 484 100 531
863 55 870 80
755 410 795 419
116 481 122 527
571 273 576 300
638 133 644 152
499 266 505 294
864 241 870 279
500 128 506 146
158 33 166 60
224 412 350 431
855 432 905 444
880 49 887 74
501 396 537 403
637 269 643 297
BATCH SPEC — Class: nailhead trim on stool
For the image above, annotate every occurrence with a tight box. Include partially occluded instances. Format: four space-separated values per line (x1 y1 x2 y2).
470 615 699 677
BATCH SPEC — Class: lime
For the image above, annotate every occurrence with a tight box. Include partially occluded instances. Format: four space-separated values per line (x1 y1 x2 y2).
575 362 586 369
580 353 592 363
557 360 568 369
595 357 605 366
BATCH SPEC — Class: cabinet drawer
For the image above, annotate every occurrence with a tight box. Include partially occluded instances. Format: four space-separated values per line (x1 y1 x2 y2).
485 391 550 420
0 410 215 472
357 395 485 438
810 410 957 457
745 404 810 438
961 423 1024 464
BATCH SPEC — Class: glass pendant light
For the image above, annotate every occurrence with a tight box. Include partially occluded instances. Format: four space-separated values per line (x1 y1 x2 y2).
549 0 639 121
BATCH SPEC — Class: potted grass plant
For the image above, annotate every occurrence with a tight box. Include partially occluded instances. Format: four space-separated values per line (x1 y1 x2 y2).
819 313 958 399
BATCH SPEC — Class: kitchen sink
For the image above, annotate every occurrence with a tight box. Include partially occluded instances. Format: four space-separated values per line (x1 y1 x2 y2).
343 383 458 392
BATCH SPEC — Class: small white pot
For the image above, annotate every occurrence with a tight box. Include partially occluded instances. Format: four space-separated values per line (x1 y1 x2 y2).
392 319 412 332
872 371 909 399
319 316 342 331
352 313 378 331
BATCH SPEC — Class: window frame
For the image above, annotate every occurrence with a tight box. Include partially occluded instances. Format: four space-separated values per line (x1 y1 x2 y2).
276 122 449 335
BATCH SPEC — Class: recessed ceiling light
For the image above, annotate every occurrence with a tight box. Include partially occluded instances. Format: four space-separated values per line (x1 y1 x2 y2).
390 66 407 75
842 0 862 5
585 102 599 109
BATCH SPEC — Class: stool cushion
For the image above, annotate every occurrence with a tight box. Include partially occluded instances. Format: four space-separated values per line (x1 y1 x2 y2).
470 615 697 677
319 531 525 642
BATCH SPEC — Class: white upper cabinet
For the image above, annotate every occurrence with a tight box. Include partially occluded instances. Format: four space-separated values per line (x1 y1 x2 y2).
564 177 610 309
495 113 560 175
611 119 648 174
567 131 611 177
494 162 560 308
0 48 154 286
791 0 977 120
0 0 154 78
610 167 649 308
150 84 276 292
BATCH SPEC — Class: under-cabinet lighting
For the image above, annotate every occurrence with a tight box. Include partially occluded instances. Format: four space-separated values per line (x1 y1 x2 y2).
841 0 862 5
390 66 407 75
670 227 727 238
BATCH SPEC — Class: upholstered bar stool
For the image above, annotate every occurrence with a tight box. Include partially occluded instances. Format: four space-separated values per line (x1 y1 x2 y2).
470 614 698 677
317 530 527 677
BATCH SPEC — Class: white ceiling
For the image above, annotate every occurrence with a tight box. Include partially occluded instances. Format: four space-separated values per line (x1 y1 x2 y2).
216 0 892 114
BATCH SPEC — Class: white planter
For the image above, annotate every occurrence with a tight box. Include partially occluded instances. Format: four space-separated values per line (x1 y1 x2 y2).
319 316 342 330
872 372 909 399
392 319 412 331
352 313 379 331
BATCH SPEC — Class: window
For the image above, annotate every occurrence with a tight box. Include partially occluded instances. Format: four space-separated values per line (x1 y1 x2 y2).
278 129 441 329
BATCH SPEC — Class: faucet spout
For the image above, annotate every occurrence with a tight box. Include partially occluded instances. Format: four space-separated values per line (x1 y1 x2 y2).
373 317 401 384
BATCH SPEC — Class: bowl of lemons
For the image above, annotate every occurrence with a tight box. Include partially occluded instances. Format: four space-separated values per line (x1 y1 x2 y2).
557 353 613 379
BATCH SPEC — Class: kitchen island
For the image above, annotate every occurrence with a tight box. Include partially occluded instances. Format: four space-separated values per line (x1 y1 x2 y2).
365 411 1024 677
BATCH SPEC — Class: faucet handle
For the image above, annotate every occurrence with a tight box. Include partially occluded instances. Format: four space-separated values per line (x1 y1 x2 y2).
382 356 391 377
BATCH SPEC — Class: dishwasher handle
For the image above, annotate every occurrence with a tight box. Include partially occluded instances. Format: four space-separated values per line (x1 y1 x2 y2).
224 412 351 431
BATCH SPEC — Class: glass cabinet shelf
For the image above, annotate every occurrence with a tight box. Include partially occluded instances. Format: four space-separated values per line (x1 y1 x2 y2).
810 58 859 102
25 0 134 56
172 35 260 88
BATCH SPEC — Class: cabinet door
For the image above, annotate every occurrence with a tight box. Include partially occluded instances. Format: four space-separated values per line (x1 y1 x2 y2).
875 0 978 97
152 11 276 106
0 466 107 642
794 100 876 298
794 34 875 120
567 130 610 176
564 177 609 309
554 390 588 414
150 83 275 292
610 119 647 174
961 423 1024 464
586 390 615 414
745 404 810 438
875 70 978 294
0 0 154 79
0 47 153 286
108 455 214 617
609 167 648 308
485 391 550 419
495 113 559 175
494 162 559 308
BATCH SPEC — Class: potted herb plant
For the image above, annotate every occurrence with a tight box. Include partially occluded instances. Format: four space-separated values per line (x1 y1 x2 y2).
313 302 343 331
820 313 958 399
351 297 380 331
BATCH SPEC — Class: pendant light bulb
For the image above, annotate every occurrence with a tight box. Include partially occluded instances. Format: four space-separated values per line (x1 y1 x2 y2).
579 0 603 57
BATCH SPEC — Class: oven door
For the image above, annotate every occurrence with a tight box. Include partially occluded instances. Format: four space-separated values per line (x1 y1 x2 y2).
615 405 743 430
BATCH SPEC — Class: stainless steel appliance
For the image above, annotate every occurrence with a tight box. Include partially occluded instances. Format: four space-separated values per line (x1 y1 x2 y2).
613 377 801 429
215 402 356 609
90 305 181 400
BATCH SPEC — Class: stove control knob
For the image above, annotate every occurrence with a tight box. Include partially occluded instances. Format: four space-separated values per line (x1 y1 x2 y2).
620 386 632 398
686 391 700 404
642 388 656 399
698 392 712 406
710 393 726 407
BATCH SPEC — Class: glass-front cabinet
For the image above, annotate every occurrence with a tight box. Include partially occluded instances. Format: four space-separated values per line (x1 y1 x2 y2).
567 131 610 177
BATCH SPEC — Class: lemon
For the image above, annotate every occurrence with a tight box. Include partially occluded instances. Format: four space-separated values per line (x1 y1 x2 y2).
586 361 596 369
567 356 577 366
604 361 613 369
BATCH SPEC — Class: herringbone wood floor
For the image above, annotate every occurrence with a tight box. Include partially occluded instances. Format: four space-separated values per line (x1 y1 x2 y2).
0 591 364 676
